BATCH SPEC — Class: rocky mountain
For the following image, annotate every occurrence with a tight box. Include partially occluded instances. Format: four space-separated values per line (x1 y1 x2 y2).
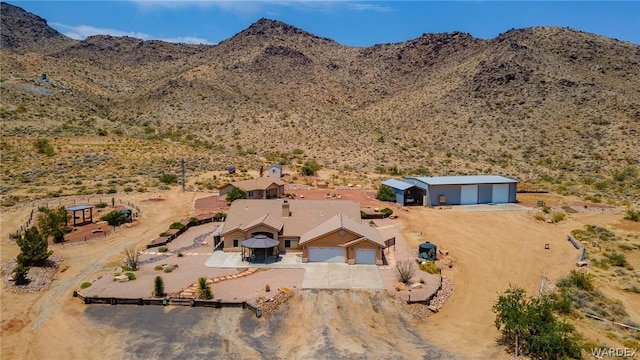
1 2 639 204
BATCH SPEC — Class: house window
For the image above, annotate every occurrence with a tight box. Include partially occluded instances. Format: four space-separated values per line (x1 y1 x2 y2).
284 239 298 248
248 191 254 198
233 237 243 247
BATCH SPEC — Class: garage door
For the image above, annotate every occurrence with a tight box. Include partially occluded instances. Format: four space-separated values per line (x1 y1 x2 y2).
355 249 376 264
308 247 344 263
492 184 510 203
460 185 479 205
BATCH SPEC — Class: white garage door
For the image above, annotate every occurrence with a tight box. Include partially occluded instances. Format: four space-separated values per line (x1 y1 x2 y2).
355 249 376 264
309 247 344 263
460 185 479 205
492 184 510 203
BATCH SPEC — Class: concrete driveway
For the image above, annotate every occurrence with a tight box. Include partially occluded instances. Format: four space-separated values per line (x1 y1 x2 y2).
301 263 383 290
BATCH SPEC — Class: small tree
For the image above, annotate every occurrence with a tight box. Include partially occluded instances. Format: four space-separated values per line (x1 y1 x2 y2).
153 276 165 298
225 187 247 202
123 246 140 271
300 159 320 176
16 227 52 267
13 263 30 285
197 277 213 300
101 210 126 226
38 206 69 243
376 185 396 202
625 208 640 222
395 259 417 284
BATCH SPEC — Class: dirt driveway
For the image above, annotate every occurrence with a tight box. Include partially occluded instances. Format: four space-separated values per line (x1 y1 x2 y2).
399 206 625 359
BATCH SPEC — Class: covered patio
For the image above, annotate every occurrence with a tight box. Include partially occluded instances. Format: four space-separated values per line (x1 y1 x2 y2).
66 205 94 226
241 235 280 264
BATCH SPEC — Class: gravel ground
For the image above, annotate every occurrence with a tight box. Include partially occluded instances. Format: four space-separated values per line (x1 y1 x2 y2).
1 254 64 293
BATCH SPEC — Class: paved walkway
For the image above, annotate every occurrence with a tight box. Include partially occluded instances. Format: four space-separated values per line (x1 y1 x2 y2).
177 268 260 298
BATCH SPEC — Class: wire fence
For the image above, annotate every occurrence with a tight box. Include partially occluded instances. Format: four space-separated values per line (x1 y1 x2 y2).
8 195 141 240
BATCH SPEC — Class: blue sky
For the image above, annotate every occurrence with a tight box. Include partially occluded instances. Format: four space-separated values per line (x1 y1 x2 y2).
10 1 640 46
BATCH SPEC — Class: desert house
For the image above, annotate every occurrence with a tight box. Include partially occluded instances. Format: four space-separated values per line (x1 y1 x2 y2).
220 199 385 265
268 164 283 178
219 177 285 199
401 175 518 206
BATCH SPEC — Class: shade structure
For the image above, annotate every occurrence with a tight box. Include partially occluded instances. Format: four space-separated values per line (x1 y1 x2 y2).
242 235 279 264
418 242 437 261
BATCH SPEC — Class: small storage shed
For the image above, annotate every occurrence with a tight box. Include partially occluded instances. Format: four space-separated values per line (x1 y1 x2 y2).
403 175 518 206
381 178 425 206
418 242 437 261
268 164 283 178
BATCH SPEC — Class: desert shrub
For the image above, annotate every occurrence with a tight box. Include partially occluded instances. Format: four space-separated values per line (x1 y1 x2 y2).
557 270 594 291
95 202 108 208
125 272 136 280
197 277 212 300
265 284 271 292
159 173 178 185
300 159 320 176
163 267 173 273
607 252 628 267
107 187 117 194
395 259 416 284
34 138 54 156
380 208 393 218
158 246 168 253
101 211 126 226
360 210 367 219
188 217 199 225
159 231 171 237
625 208 640 222
534 212 546 221
80 281 92 289
38 206 69 243
213 212 227 221
419 261 439 274
123 246 139 271
169 222 185 230
551 212 566 223
153 276 165 298
154 265 163 271
177 252 184 257
376 185 396 202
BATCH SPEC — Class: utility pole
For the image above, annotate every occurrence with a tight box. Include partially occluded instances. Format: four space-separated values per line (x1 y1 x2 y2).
181 158 186 191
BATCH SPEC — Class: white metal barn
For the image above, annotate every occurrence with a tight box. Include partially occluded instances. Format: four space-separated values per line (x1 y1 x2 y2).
402 175 518 206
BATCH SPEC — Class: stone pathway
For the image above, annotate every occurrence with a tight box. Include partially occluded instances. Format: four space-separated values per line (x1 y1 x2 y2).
176 268 260 298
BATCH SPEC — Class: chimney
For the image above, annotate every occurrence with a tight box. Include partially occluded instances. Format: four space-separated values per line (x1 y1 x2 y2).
282 200 290 217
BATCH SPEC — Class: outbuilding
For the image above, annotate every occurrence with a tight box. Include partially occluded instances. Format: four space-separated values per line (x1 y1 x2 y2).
380 178 426 206
403 175 518 206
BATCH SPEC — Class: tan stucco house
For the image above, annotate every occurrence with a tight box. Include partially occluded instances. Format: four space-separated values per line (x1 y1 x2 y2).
219 178 285 199
220 199 385 265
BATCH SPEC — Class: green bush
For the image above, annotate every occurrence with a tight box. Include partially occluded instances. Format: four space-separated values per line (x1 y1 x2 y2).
163 267 173 273
625 208 640 222
607 252 628 267
13 263 30 285
557 270 594 291
419 261 439 274
159 173 178 185
169 222 185 230
197 277 212 300
101 211 126 226
551 212 566 223
300 159 320 176
376 185 396 202
225 187 247 202
34 138 55 156
125 272 136 280
158 246 168 253
213 212 227 221
80 281 92 289
16 227 52 267
154 265 163 271
159 232 171 237
95 202 108 208
380 208 393 218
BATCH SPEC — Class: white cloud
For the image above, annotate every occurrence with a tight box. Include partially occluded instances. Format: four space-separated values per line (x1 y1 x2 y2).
50 22 213 44
130 0 391 14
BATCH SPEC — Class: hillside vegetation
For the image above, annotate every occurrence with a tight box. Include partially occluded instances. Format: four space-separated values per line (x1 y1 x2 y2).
1 2 639 205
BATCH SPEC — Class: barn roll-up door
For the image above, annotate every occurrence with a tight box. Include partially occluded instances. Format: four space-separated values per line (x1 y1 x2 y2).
492 184 510 203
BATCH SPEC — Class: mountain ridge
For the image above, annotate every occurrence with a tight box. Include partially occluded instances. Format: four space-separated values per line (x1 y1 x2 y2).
1 2 639 204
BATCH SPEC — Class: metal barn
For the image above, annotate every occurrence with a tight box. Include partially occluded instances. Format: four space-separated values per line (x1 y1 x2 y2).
403 175 518 206
381 179 426 206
